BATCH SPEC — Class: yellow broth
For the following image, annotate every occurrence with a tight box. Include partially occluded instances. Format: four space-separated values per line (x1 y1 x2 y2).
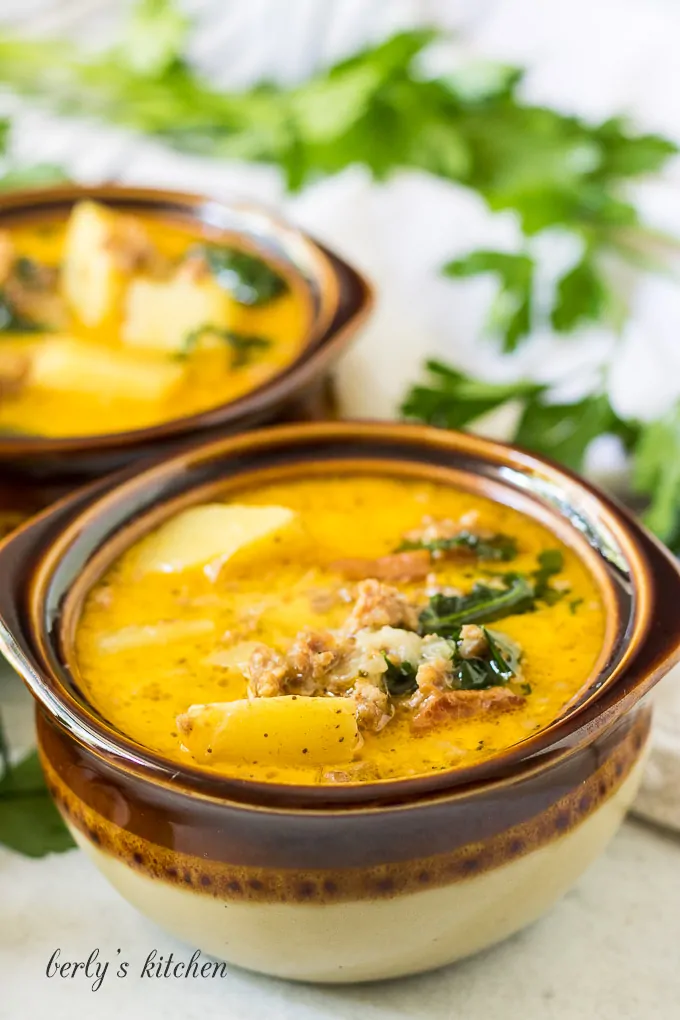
0 214 308 436
74 475 607 785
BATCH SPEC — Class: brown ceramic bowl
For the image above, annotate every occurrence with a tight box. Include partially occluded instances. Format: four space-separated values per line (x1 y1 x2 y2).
0 185 372 509
0 422 678 983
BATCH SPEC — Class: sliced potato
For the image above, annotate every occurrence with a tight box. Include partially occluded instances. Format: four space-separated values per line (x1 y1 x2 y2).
205 641 264 670
177 695 360 766
29 337 184 402
62 201 128 326
97 618 215 655
122 274 232 354
134 503 296 578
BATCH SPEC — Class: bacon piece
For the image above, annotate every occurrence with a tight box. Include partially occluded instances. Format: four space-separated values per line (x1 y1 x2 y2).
411 687 525 731
331 549 431 583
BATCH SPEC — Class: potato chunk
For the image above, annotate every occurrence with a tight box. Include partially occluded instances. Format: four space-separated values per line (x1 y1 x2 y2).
122 274 232 354
134 504 296 578
62 201 129 326
177 695 360 766
97 619 215 654
29 337 184 402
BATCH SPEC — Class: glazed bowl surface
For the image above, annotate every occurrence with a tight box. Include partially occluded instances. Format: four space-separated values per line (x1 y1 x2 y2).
0 421 678 983
0 185 371 494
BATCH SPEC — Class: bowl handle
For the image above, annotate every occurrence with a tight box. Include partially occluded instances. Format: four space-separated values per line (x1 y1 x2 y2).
630 521 680 689
0 473 124 699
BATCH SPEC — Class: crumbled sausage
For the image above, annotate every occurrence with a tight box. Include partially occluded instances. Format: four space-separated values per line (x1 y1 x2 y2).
345 579 419 632
352 679 393 732
287 630 341 693
331 550 431 583
103 215 165 275
245 644 289 698
411 687 525 731
413 657 452 699
458 624 488 659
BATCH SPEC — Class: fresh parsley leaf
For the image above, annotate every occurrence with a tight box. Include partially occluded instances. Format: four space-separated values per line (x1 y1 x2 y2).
551 255 610 332
123 0 189 78
419 576 535 636
444 250 534 352
0 749 75 857
514 392 626 472
398 530 518 562
196 245 287 306
592 118 678 179
381 654 418 697
632 402 680 551
0 163 69 193
401 360 544 430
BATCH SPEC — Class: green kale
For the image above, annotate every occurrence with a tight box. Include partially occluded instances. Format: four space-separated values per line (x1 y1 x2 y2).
419 576 535 636
180 324 271 366
398 529 517 562
381 654 418 697
531 549 565 602
195 245 288 306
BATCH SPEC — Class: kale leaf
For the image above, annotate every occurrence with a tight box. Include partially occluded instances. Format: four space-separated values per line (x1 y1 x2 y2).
399 529 517 562
180 324 271 366
381 654 418 697
193 245 288 306
419 576 535 636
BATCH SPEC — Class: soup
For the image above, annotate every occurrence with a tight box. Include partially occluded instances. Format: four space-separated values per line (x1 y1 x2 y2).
0 201 308 436
74 473 607 785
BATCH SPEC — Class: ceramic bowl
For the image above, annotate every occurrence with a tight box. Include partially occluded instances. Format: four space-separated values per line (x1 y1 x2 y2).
0 422 678 983
0 185 372 509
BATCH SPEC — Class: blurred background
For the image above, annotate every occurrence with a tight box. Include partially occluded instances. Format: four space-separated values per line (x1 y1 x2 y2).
1 0 679 440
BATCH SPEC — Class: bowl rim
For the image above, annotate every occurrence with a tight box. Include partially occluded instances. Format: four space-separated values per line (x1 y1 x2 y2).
0 184 370 453
3 420 679 810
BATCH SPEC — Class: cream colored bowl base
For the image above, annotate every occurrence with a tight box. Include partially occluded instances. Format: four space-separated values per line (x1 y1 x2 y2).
69 759 644 984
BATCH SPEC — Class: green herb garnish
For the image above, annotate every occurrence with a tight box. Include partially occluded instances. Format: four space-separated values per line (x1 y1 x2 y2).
399 529 517 563
180 324 271 366
381 653 418 697
195 246 287 307
0 734 74 858
419 576 535 636
450 628 520 691
531 549 565 603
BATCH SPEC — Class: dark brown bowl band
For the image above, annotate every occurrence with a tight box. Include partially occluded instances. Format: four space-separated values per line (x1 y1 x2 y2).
0 186 373 478
36 705 650 903
0 421 678 811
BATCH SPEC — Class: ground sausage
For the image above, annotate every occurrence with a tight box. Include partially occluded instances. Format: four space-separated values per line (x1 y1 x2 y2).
411 687 525 731
331 550 431 583
345 579 419 632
